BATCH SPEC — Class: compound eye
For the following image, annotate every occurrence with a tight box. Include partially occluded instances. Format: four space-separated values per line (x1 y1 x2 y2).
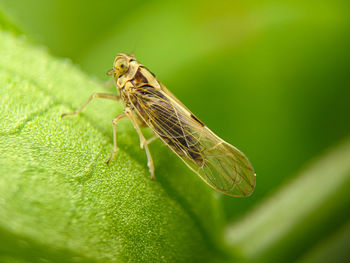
115 59 129 75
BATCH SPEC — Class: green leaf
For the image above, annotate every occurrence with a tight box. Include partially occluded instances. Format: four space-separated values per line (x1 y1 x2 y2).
225 137 350 262
0 31 227 262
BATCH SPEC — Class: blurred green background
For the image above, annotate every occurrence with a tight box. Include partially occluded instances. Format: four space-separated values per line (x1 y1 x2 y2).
0 0 349 262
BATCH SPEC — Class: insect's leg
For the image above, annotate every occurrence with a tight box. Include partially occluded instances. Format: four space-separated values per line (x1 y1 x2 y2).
145 136 158 146
61 93 120 118
125 108 155 179
106 112 127 165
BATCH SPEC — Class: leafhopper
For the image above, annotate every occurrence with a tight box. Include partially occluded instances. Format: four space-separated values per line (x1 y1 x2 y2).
62 54 256 197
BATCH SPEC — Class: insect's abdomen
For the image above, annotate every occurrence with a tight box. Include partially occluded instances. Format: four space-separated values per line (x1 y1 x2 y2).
131 86 204 166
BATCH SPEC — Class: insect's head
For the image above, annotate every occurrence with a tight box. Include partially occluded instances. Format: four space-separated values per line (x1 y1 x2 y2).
107 53 134 78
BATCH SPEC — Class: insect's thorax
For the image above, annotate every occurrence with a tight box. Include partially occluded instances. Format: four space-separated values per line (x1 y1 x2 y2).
116 61 161 107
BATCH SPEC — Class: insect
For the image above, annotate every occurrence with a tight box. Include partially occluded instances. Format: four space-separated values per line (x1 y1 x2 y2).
62 54 255 197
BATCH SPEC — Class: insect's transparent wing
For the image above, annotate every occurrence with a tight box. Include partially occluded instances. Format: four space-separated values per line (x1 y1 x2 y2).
130 85 255 197
188 137 255 197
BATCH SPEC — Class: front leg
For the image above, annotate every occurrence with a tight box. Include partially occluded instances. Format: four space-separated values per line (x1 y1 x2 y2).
61 93 120 117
